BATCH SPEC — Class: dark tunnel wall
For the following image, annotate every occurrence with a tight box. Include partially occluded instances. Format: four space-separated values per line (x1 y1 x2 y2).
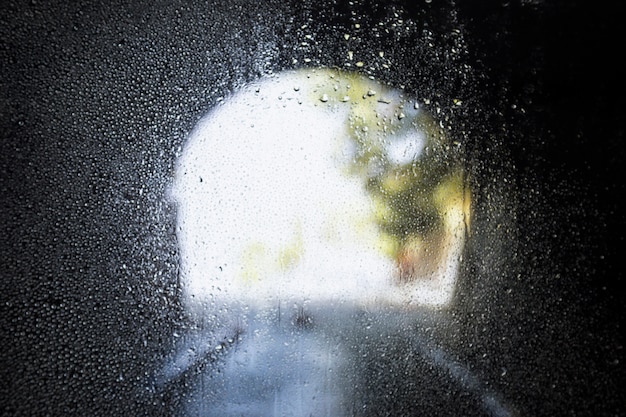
452 1 624 415
1 0 624 416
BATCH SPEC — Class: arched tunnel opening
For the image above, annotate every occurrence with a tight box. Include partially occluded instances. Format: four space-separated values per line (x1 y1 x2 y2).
1 1 623 416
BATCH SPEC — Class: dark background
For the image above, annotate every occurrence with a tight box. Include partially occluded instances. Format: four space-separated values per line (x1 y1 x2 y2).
1 0 623 415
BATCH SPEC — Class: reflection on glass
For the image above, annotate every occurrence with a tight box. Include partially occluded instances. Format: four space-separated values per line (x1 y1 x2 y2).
172 68 470 310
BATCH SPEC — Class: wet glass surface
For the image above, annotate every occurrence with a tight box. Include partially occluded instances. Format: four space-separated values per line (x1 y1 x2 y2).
173 69 469 309
1 1 623 416
163 68 482 415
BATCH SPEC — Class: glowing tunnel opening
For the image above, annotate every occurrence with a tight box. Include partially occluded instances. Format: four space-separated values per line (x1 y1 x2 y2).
171 68 470 310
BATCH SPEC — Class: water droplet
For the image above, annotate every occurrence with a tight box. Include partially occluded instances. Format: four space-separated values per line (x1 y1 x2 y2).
320 94 329 102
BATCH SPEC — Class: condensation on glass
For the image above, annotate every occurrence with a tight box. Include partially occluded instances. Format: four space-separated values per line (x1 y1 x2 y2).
171 68 470 311
155 68 503 417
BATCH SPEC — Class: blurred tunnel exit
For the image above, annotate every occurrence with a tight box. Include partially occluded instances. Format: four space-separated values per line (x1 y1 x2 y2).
163 68 492 417
171 68 471 311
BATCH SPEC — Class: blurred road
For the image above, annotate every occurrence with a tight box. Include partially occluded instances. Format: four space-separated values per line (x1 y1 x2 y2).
158 304 513 417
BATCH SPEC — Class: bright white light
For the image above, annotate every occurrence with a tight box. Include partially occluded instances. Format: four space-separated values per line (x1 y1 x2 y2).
386 131 426 166
170 69 465 310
